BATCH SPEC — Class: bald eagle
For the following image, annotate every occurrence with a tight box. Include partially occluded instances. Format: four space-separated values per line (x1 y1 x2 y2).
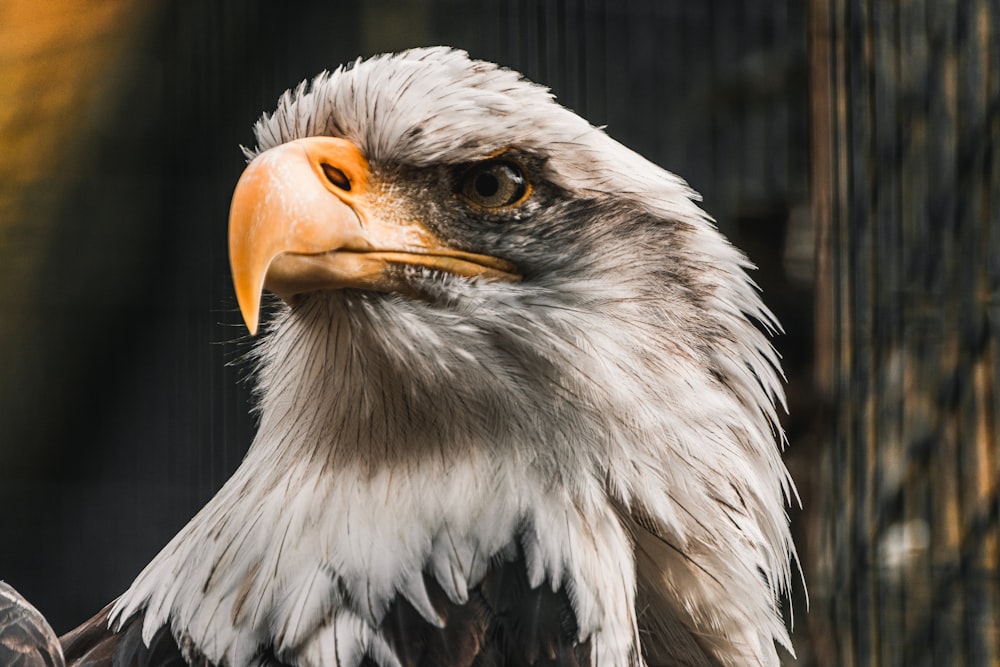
6 48 797 667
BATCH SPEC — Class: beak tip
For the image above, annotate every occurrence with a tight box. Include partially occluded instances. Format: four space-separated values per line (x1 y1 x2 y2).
235 285 262 337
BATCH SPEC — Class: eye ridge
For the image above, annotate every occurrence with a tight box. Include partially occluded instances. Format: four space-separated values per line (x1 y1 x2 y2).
458 159 530 209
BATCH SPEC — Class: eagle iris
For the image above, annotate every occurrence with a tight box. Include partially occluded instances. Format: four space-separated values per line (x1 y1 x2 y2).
459 160 528 208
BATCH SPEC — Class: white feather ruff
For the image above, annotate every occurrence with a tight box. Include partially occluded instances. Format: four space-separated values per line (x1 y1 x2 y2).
111 48 797 667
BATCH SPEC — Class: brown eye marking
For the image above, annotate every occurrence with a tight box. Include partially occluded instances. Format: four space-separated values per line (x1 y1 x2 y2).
458 159 530 209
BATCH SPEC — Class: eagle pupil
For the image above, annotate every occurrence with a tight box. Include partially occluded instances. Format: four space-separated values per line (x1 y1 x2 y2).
476 173 500 197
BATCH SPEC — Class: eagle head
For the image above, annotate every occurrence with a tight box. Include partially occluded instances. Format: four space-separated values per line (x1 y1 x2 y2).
110 47 796 667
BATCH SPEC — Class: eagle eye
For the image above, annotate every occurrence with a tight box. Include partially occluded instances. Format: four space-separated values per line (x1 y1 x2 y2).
459 160 529 209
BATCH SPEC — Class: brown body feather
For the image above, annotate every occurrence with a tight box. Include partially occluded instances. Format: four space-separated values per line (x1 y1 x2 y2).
56 551 595 667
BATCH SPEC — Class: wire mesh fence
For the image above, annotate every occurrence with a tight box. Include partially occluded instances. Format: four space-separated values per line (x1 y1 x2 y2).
811 0 1000 664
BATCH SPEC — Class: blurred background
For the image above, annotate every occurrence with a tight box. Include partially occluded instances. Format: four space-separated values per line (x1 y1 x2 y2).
0 2 995 665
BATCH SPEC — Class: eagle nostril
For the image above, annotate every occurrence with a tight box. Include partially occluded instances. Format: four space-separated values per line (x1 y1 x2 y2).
321 163 351 191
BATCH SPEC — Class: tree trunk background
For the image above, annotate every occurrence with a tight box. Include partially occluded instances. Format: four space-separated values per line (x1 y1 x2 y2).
810 0 1000 664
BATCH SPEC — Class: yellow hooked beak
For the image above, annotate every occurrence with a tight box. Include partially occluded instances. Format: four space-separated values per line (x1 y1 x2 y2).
228 137 519 334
